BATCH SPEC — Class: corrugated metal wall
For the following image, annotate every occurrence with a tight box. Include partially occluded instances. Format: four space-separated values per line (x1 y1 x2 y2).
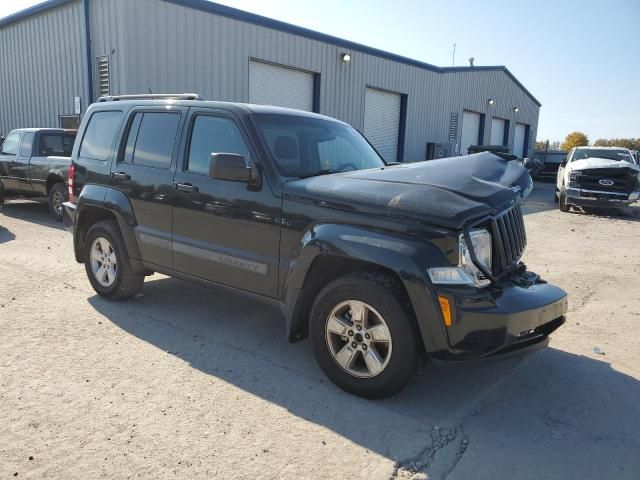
442 70 539 157
1 0 539 160
0 0 87 135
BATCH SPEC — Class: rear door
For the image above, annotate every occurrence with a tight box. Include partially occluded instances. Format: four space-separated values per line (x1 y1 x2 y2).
0 131 23 191
171 108 281 297
109 106 187 269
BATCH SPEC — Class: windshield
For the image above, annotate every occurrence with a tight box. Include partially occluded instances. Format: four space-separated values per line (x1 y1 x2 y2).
252 114 385 177
572 148 634 163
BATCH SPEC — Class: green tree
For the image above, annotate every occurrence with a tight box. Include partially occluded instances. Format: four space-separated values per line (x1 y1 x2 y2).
561 131 589 151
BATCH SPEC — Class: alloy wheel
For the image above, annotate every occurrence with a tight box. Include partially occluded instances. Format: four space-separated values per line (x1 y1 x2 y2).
90 237 118 287
325 300 393 378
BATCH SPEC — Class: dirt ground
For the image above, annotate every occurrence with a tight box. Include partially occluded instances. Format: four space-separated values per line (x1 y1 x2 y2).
1 181 639 480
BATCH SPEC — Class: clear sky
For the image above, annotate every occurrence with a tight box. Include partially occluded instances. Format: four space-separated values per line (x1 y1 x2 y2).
2 0 639 142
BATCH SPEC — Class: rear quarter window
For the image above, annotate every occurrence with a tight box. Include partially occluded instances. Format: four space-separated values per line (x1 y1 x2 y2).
79 111 123 161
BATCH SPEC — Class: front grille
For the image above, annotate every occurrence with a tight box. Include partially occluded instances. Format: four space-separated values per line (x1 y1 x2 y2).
575 169 638 194
490 204 527 277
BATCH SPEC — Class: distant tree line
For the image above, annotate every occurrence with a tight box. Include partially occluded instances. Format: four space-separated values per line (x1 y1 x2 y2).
536 133 639 152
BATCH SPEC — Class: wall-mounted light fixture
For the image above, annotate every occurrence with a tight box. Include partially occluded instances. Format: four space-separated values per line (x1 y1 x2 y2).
340 53 351 63
487 98 494 105
513 107 519 113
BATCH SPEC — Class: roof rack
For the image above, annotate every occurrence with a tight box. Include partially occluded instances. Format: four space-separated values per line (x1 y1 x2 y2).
97 93 204 102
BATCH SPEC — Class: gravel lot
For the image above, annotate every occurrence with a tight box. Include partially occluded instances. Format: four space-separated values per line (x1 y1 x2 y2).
1 181 639 480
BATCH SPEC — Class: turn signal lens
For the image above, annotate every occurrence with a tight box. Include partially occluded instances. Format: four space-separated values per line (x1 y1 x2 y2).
438 296 452 327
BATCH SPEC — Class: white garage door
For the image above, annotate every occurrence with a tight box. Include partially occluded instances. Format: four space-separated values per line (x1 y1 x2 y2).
249 60 314 111
490 117 506 146
460 111 481 155
514 123 526 157
364 88 401 162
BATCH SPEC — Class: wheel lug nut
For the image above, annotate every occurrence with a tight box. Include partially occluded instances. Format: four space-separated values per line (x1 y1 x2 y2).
362 344 368 351
365 333 371 340
356 325 362 331
348 330 354 336
351 342 357 348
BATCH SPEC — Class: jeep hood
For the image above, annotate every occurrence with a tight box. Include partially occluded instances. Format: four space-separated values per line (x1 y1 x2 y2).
284 152 532 229
569 158 640 173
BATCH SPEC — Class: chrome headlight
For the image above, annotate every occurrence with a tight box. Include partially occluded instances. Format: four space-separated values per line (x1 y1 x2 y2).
428 229 492 287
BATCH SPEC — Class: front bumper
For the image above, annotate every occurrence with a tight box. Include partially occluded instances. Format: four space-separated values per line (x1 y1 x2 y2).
431 271 567 360
566 187 638 207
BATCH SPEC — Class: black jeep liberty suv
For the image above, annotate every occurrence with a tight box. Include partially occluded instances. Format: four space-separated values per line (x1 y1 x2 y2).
63 93 568 398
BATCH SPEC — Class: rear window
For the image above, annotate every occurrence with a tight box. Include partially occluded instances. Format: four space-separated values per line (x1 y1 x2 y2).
38 133 76 156
79 111 123 161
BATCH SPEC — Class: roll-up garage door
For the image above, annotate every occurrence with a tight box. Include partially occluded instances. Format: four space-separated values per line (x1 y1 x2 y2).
490 118 506 145
460 111 481 155
363 88 401 162
514 123 526 158
249 60 314 111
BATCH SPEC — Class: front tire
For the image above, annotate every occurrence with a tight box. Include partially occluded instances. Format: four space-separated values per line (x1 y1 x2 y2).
48 183 67 221
559 190 570 212
84 220 144 299
310 272 421 399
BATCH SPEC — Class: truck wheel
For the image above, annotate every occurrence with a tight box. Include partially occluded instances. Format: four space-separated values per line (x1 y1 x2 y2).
84 220 144 300
559 191 570 212
309 272 420 399
48 183 67 221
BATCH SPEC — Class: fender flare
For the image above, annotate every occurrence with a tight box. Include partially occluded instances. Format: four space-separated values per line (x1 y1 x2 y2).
74 185 142 264
45 169 67 192
282 223 453 353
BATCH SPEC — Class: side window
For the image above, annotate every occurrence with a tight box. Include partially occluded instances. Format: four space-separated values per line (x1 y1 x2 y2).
187 115 251 175
20 132 35 156
123 112 180 169
1 132 21 155
38 134 66 156
79 111 123 161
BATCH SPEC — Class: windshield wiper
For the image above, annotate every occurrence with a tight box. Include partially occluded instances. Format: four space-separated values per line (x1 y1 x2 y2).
297 169 340 179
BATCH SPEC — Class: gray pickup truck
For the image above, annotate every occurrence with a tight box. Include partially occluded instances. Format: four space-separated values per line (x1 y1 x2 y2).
0 128 77 220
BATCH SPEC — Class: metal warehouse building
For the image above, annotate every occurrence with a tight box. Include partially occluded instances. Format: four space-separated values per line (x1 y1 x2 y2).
0 0 541 162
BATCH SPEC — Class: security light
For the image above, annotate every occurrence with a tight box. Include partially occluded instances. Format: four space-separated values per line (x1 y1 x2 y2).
488 98 494 105
341 53 351 63
513 107 519 113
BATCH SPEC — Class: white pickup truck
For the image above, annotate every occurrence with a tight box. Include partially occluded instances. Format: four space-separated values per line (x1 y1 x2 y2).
555 146 640 213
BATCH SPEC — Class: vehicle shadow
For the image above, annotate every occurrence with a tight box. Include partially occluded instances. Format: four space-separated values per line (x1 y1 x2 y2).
0 224 16 244
88 277 640 476
1 199 64 230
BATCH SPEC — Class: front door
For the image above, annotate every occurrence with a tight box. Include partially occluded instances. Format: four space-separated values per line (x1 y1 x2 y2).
109 106 187 268
172 109 281 298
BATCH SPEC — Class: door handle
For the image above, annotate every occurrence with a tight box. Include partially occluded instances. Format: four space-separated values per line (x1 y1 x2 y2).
174 182 198 193
111 171 131 180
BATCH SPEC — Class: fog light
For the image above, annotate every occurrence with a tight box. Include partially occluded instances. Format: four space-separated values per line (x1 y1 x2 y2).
438 296 452 327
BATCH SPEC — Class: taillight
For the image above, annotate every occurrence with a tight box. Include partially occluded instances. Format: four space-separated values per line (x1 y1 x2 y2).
68 163 75 203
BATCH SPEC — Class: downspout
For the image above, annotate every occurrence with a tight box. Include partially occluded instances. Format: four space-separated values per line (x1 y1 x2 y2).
82 0 94 107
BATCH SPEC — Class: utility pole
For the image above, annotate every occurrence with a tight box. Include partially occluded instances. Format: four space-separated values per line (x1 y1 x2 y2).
452 43 456 67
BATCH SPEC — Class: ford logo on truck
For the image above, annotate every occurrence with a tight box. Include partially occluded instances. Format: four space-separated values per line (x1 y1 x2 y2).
599 179 615 186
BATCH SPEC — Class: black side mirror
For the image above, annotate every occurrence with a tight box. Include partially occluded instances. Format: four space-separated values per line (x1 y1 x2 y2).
209 153 253 182
560 158 567 167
